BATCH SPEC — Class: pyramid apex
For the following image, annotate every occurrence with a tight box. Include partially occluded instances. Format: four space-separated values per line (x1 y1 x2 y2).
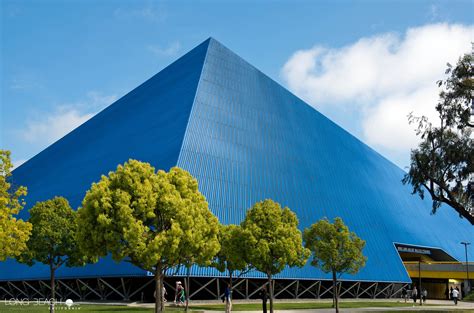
203 36 222 46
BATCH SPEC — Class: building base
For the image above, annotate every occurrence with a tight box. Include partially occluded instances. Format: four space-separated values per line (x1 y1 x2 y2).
0 277 408 302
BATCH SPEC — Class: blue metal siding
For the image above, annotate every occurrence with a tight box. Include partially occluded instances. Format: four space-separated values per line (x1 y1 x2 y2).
176 39 474 282
1 39 210 281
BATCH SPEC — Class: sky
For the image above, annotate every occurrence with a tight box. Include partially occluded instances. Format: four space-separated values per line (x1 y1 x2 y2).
1 0 473 170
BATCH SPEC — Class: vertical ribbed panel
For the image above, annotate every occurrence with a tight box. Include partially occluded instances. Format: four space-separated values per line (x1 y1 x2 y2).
176 38 474 282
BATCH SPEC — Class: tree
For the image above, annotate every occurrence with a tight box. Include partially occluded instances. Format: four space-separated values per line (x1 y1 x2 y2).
242 199 309 313
19 197 83 313
403 53 473 224
303 217 366 313
76 160 220 313
214 224 251 292
0 150 31 261
168 168 220 311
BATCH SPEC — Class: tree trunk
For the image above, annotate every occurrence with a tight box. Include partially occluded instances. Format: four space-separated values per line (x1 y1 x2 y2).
50 262 55 313
185 266 190 312
155 264 163 313
268 274 273 313
332 271 339 313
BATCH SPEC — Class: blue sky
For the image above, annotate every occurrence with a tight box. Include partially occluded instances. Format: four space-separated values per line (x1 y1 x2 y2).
1 0 473 169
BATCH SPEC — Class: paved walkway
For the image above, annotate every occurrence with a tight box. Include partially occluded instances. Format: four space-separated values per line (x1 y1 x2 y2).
125 298 474 312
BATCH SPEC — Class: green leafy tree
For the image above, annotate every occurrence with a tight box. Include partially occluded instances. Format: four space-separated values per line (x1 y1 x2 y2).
304 217 366 313
403 53 473 224
76 160 220 313
19 197 83 313
214 224 251 291
0 150 31 260
169 168 220 311
242 199 310 313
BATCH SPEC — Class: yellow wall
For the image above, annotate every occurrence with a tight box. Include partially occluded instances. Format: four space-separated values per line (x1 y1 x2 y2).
406 269 469 279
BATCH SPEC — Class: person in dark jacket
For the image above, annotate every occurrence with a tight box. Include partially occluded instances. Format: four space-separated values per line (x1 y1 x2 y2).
224 283 232 313
258 286 268 313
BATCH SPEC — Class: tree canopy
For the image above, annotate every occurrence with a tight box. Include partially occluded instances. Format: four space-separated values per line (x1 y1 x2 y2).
19 196 83 313
403 53 473 224
76 160 219 313
0 150 31 261
304 217 366 313
214 224 251 285
242 199 309 313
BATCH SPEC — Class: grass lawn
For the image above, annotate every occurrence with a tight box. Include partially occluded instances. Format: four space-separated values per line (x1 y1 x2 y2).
0 301 445 312
188 301 438 310
0 303 152 312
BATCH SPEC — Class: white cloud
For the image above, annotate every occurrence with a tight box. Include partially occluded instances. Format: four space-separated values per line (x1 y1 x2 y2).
83 91 118 111
148 41 181 57
21 109 94 144
19 92 117 146
362 86 439 152
281 23 473 167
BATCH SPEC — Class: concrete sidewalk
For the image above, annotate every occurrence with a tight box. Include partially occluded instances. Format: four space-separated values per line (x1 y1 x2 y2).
126 298 474 312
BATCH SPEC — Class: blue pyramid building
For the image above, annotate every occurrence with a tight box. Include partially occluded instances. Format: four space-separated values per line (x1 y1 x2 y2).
3 38 473 296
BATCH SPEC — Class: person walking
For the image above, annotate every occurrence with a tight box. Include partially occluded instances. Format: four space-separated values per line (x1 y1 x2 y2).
452 286 459 305
422 288 427 303
224 283 232 313
174 281 182 304
153 285 167 311
163 285 167 303
179 286 186 305
412 286 418 304
258 286 268 313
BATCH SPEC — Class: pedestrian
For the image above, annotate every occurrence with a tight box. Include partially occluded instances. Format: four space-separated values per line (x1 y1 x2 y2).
422 288 427 303
180 286 186 305
402 287 407 303
412 286 418 303
450 286 453 300
174 281 182 304
153 285 167 311
258 286 268 313
224 283 232 313
452 286 459 305
456 286 461 300
163 285 167 303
